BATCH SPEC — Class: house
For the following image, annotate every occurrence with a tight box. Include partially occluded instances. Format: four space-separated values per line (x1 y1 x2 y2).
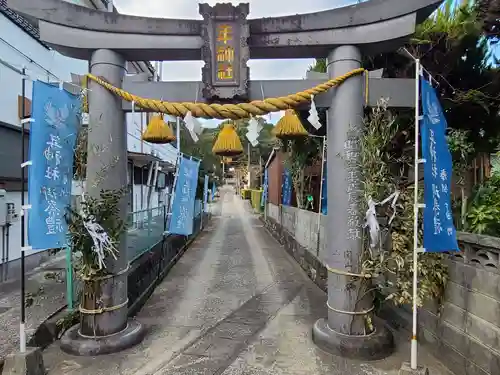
0 0 176 276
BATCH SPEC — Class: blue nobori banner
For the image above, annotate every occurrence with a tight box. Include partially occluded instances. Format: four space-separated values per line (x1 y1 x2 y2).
169 157 200 236
282 168 292 206
28 81 80 250
420 78 458 252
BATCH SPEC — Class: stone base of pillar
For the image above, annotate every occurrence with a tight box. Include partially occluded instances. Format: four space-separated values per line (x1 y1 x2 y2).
399 362 430 375
312 317 394 360
60 319 145 356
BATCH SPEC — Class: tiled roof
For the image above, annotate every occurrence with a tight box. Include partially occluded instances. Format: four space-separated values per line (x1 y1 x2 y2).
0 0 50 48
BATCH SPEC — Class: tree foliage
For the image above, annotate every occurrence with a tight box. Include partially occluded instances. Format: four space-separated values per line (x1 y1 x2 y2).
282 136 323 208
66 187 128 279
302 1 500 310
309 0 500 153
177 117 276 190
477 0 500 44
359 101 448 308
366 0 500 152
66 124 128 280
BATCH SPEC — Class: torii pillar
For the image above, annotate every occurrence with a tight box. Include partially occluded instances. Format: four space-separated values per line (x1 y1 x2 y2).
59 48 146 356
311 45 395 359
7 0 443 359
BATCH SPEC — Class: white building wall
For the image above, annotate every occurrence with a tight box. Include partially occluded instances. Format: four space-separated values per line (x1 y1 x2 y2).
126 110 178 215
0 15 89 128
126 112 178 163
0 12 90 264
0 5 173 264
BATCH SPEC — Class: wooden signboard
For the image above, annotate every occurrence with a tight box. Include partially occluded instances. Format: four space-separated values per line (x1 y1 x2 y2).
199 3 250 102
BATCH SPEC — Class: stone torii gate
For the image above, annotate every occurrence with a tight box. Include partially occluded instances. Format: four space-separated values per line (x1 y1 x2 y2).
8 0 442 359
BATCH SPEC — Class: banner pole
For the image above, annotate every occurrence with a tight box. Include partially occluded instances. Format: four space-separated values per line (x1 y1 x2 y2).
65 246 74 311
201 176 204 231
20 67 27 353
411 58 421 370
176 117 181 154
165 154 180 234
316 136 326 256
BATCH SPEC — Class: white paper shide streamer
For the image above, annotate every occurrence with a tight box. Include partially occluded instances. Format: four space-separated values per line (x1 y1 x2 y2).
183 111 202 143
80 193 118 270
246 117 262 147
307 95 322 130
364 191 400 248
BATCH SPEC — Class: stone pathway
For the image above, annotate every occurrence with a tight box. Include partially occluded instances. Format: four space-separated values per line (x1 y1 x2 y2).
0 211 170 368
0 254 67 369
42 187 454 375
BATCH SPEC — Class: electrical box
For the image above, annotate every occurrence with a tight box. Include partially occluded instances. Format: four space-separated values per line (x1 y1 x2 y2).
6 203 18 224
0 190 6 226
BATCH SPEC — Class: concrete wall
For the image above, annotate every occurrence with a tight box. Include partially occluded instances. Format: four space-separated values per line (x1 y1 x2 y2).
382 233 500 375
265 203 328 290
264 203 500 375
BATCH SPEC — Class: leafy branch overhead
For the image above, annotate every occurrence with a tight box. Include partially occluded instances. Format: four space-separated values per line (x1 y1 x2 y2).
477 0 500 44
179 116 276 174
359 101 448 308
67 125 128 280
282 137 323 209
66 187 128 279
310 0 500 153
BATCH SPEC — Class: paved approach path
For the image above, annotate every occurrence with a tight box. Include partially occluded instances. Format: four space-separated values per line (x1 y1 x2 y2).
43 187 452 375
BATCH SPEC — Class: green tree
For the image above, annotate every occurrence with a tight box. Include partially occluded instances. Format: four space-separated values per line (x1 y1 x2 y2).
365 0 500 152
477 0 500 45
282 136 323 209
308 58 326 73
308 1 500 152
174 117 276 190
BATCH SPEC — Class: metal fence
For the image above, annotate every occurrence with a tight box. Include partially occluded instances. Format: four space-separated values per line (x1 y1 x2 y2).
128 210 204 314
127 205 167 262
127 205 166 232
69 203 205 311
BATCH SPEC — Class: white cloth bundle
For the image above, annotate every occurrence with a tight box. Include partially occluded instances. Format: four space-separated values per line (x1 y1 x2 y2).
246 117 261 147
183 111 201 143
364 191 400 248
80 193 118 270
307 95 322 130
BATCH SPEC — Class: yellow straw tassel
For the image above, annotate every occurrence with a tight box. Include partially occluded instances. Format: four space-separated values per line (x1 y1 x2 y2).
273 109 308 138
223 157 233 163
142 115 176 144
212 123 243 157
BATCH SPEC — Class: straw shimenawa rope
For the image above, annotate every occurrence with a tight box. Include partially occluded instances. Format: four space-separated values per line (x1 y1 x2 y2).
273 109 308 138
212 122 244 156
142 114 176 144
85 68 366 120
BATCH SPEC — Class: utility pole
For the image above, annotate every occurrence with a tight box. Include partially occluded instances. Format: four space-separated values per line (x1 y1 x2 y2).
247 142 251 189
259 156 262 188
